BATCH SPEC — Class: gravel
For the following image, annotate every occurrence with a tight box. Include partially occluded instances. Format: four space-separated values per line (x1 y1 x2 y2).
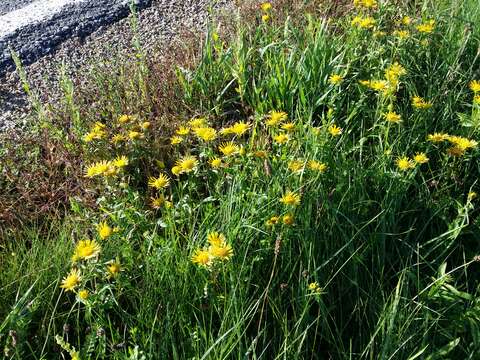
0 0 36 16
0 0 233 132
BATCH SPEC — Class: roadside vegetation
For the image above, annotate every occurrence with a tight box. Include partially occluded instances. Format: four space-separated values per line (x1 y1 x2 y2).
1 0 480 358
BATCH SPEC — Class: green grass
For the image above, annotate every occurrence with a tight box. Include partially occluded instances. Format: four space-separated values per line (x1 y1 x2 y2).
1 0 480 358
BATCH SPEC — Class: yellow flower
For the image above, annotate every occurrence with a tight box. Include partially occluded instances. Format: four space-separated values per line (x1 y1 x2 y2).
402 16 412 25
83 130 105 142
282 214 294 225
308 282 322 293
176 155 198 173
447 136 478 151
427 133 449 143
281 122 296 132
140 121 151 130
273 134 290 144
107 260 121 278
262 14 270 22
218 141 240 156
188 117 207 128
230 121 251 136
97 221 113 240
113 155 128 168
111 134 126 144
148 174 170 189
73 239 101 260
266 216 280 226
396 156 415 171
468 191 477 201
393 30 410 39
171 165 183 176
280 191 301 206
192 249 212 266
353 0 377 8
288 160 304 173
412 96 432 109
207 232 226 247
209 243 234 261
78 289 89 300
474 95 480 105
209 157 223 168
413 152 429 164
266 111 288 126
328 74 343 85
352 16 376 29
328 124 342 136
150 195 165 209
128 131 144 140
194 127 217 142
469 80 480 93
307 160 327 173
118 114 133 124
384 111 402 124
170 136 183 145
260 2 272 11
176 126 191 135
60 268 81 292
385 62 406 80
416 20 435 33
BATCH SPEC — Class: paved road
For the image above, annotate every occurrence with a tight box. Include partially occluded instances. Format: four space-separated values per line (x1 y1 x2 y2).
0 0 151 73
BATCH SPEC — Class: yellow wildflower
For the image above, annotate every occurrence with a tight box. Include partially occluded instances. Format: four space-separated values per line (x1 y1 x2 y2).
468 191 477 201
328 74 343 85
396 156 415 171
207 232 226 247
209 157 223 168
402 16 412 25
176 126 191 135
412 96 432 109
73 239 101 260
78 289 89 300
447 147 465 157
260 2 272 11
253 150 268 158
192 249 212 266
413 152 429 164
188 117 207 128
288 160 304 173
281 122 296 132
273 133 290 144
98 222 113 240
60 268 82 292
118 115 133 124
280 191 301 206
170 136 183 145
282 214 294 226
384 111 402 124
262 14 270 22
230 121 251 136
128 131 144 140
148 174 170 189
427 133 449 143
307 160 327 173
328 124 343 136
107 260 121 278
171 165 182 176
266 216 280 226
194 127 217 142
209 243 233 261
175 155 198 173
469 80 480 93
113 155 128 168
416 20 435 33
140 121 151 130
266 111 288 126
393 30 410 39
218 141 240 156
150 195 165 209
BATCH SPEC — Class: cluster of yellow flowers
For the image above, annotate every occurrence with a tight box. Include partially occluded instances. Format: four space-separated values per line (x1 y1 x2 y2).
191 232 234 267
60 221 121 299
396 153 429 171
266 213 295 227
469 80 480 104
360 62 406 96
85 155 129 178
260 2 272 22
83 114 150 145
427 133 478 157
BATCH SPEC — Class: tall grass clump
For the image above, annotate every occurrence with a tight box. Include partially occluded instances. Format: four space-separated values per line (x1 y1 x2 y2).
1 0 480 358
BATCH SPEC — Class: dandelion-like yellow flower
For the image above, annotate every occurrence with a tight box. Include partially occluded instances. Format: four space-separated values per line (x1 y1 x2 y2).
140 121 151 130
352 16 376 29
447 136 478 151
194 127 217 142
384 111 402 124
78 289 89 300
260 2 272 11
176 155 198 173
60 268 81 292
218 141 239 156
170 136 183 145
113 155 128 168
281 122 296 132
262 14 270 22
416 20 435 33
107 260 121 278
413 152 429 164
308 282 322 293
353 0 377 8
253 150 268 158
328 74 343 85
73 239 101 260
171 165 182 176
412 96 432 109
474 95 480 105
188 117 207 128
209 157 222 168
118 115 133 124
469 80 480 93
282 214 294 225
396 156 415 171
307 160 327 173
192 249 212 266
447 146 465 157
266 111 288 126
150 195 165 209
402 16 412 25
427 133 449 143
328 124 343 136
148 174 170 189
207 232 226 247
280 191 301 206
273 134 290 144
468 191 477 201
288 160 304 173
176 126 191 135
393 30 410 39
97 221 113 240
230 121 251 136
128 131 144 140
209 243 234 261
111 134 126 144
85 161 116 178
